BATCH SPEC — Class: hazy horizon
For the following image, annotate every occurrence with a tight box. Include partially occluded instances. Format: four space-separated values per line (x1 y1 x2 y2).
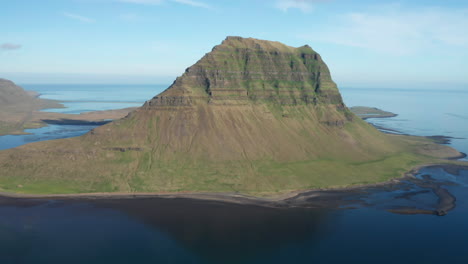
2 0 468 88
11 76 468 91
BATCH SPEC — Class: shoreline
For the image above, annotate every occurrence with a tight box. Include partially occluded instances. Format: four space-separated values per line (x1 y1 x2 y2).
1 163 466 209
361 113 465 146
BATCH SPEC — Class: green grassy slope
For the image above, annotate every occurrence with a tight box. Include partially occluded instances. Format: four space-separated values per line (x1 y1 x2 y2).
0 103 460 195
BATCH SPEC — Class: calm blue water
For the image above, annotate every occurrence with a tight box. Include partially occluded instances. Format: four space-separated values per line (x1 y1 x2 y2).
0 85 468 263
0 125 98 150
22 84 165 114
341 87 468 161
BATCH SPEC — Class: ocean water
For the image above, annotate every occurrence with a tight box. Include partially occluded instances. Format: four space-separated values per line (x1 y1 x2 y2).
22 84 165 114
341 87 468 160
0 85 468 263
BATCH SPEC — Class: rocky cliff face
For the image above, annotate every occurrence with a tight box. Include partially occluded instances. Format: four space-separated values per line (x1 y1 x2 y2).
146 37 345 108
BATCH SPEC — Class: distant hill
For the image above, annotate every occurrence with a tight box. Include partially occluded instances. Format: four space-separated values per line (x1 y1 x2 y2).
0 78 34 105
0 78 54 107
0 79 135 135
0 37 463 196
0 79 63 134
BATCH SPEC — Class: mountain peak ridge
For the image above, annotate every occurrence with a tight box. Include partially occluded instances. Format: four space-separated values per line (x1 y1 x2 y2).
145 36 342 109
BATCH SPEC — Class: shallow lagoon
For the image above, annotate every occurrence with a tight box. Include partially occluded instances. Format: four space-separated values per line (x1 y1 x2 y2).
1 85 468 263
0 124 98 151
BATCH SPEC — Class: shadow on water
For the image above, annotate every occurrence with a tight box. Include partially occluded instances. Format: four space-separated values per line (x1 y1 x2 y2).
41 119 112 126
92 198 332 263
0 197 334 264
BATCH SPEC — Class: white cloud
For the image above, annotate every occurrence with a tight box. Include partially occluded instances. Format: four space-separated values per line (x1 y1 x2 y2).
1 43 22 50
117 0 211 8
118 0 163 4
172 0 211 9
301 6 468 55
275 0 324 13
63 12 95 23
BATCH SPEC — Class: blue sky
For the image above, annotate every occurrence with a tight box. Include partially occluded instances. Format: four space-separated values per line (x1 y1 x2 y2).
1 0 467 88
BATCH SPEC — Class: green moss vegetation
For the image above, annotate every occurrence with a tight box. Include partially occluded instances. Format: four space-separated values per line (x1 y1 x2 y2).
0 147 447 195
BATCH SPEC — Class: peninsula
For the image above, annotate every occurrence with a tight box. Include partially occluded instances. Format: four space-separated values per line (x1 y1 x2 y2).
0 79 135 135
350 106 397 120
0 37 464 196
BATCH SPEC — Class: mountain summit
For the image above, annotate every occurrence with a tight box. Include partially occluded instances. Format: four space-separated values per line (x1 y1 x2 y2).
0 37 462 195
112 36 357 162
147 36 344 107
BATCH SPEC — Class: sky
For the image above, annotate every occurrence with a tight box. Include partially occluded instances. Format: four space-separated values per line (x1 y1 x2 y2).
1 0 467 88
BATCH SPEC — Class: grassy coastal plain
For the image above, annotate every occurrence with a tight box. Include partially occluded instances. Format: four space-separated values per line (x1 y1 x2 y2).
0 37 465 198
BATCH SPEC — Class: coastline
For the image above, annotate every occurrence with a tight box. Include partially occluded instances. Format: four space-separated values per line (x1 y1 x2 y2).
1 163 466 209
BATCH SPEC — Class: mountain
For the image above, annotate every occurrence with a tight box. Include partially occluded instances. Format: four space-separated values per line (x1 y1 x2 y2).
0 37 462 195
0 79 63 135
0 78 35 105
0 78 62 109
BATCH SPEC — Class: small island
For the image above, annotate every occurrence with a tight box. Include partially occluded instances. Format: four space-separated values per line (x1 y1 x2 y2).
350 106 397 119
